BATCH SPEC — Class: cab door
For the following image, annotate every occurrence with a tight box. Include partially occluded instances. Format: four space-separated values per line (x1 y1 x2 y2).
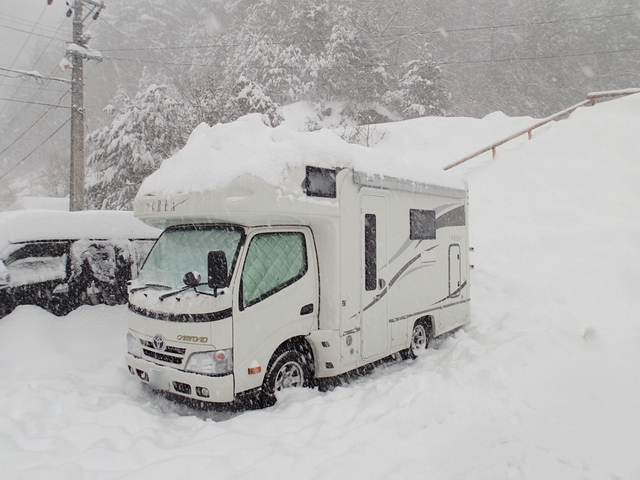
360 195 389 359
232 227 318 394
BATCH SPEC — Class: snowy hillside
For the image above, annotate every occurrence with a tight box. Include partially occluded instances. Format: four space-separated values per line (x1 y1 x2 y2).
1 94 639 479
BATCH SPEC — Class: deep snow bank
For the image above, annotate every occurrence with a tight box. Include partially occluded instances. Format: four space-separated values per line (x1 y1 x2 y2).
1 94 640 479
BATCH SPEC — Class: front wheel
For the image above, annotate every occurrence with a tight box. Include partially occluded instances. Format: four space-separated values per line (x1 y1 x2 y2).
260 350 312 407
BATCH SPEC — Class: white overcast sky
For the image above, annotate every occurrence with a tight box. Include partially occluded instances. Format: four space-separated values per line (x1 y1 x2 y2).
0 0 70 72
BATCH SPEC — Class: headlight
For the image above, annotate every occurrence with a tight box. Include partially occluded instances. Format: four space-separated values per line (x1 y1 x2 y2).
127 333 143 358
185 348 233 375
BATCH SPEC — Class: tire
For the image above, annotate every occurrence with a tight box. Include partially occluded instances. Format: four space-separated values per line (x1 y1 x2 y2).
404 319 430 360
260 349 312 407
0 292 15 318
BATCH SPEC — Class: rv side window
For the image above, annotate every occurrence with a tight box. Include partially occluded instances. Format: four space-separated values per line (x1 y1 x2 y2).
410 209 436 240
241 232 308 308
364 214 377 291
303 166 337 198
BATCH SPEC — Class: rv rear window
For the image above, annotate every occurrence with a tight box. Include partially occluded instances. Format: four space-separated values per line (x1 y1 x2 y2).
303 166 337 198
364 214 377 291
410 209 436 240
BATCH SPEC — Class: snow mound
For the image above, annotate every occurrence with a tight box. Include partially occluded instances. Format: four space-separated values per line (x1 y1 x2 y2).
137 113 465 199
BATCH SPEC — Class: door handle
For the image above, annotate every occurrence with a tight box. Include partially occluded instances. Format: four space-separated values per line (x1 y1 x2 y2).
378 278 386 290
300 303 314 315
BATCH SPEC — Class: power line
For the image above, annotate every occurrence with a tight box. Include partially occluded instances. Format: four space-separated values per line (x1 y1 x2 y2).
0 5 48 76
104 44 640 71
99 17 178 78
0 12 66 35
0 15 68 121
439 46 640 66
0 89 70 158
0 17 69 131
97 12 637 53
0 96 71 108
0 117 70 182
0 23 67 43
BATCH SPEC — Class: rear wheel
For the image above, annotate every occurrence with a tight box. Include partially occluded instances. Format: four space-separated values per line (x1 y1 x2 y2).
260 349 312 407
404 319 430 359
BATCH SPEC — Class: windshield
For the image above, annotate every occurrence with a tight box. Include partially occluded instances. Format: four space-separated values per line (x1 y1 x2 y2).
137 225 244 289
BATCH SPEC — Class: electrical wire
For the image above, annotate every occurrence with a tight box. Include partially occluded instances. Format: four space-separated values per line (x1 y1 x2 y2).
0 12 67 36
0 16 69 123
98 17 179 78
0 23 68 42
0 96 71 108
98 12 637 53
0 89 70 159
104 45 640 71
439 46 640 66
0 117 70 182
0 5 49 77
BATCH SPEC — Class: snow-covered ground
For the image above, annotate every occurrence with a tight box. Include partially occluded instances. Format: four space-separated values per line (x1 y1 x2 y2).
1 94 639 479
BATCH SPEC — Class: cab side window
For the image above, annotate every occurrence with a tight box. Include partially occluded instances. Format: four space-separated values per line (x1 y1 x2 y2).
241 232 307 309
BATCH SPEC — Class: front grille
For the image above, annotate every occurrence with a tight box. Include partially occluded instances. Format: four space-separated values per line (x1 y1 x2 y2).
143 349 183 364
165 346 186 355
140 339 187 365
140 339 186 355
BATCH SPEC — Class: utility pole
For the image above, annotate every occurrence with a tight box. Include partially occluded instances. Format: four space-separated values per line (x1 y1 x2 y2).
65 0 104 211
70 0 84 211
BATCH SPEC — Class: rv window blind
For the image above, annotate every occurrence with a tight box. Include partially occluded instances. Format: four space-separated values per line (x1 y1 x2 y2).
364 214 377 291
241 232 307 308
303 166 337 198
410 209 436 240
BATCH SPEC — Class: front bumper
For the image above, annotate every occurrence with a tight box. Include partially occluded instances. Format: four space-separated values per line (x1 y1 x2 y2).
126 353 235 403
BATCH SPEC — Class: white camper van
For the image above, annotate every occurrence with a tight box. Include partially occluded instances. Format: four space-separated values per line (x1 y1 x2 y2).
125 118 470 407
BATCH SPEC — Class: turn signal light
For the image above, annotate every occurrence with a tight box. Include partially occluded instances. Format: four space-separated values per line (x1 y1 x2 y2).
248 365 262 375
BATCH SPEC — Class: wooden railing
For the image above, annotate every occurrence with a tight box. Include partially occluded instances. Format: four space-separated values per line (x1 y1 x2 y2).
443 88 640 171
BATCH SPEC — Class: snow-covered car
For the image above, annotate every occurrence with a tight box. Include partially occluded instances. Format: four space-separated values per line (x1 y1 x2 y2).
0 259 11 317
0 210 160 318
0 259 8 288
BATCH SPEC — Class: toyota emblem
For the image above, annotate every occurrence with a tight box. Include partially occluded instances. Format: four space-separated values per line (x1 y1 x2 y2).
152 334 165 351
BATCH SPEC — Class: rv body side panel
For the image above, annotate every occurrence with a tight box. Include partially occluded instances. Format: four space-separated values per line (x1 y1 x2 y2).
337 173 470 373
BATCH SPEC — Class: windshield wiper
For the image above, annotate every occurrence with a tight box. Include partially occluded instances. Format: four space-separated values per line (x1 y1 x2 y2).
130 283 173 294
159 283 224 301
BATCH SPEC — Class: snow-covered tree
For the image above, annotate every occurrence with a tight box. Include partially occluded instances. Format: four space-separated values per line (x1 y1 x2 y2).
221 0 393 114
86 85 186 210
386 43 451 119
223 77 283 127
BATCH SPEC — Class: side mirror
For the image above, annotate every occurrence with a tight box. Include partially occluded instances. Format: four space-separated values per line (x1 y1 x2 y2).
208 251 228 290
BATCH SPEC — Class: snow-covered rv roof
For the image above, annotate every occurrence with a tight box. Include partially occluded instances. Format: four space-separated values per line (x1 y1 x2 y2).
137 114 468 197
134 114 467 228
0 210 161 254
